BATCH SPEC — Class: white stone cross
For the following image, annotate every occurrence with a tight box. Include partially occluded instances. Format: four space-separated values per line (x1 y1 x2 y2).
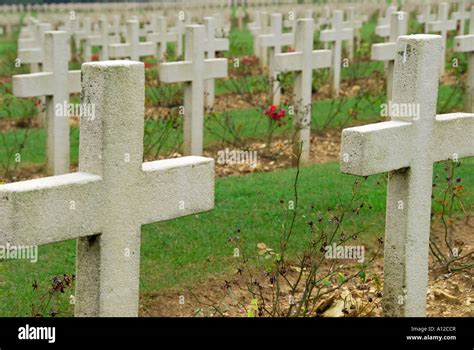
212 12 230 38
249 11 269 66
416 3 436 33
146 16 177 61
320 10 353 97
109 20 155 61
236 6 245 30
17 22 51 73
453 0 469 35
18 17 39 50
159 25 227 156
203 16 229 109
344 7 363 62
371 11 408 100
258 13 294 106
84 18 120 62
427 2 457 76
274 18 331 164
341 34 474 316
170 14 186 57
454 9 474 112
12 31 81 176
0 60 215 317
75 17 92 52
376 5 397 38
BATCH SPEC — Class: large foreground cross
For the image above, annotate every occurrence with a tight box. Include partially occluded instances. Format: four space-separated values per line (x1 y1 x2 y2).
274 19 331 164
0 61 215 316
159 25 227 156
13 31 81 175
341 34 474 316
454 9 474 112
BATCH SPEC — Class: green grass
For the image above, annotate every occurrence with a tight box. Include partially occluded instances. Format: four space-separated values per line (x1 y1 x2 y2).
1 157 472 316
0 16 472 317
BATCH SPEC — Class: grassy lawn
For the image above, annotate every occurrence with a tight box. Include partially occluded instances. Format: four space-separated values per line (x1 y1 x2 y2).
0 15 472 318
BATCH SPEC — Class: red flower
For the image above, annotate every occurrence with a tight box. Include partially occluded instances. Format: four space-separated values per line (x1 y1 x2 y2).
144 62 154 69
287 47 295 53
91 54 99 61
264 105 286 124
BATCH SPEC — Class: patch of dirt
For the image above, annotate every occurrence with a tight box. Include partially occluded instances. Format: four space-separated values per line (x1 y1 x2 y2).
143 74 385 117
139 218 473 317
0 76 11 85
0 116 43 132
0 163 45 183
441 70 465 86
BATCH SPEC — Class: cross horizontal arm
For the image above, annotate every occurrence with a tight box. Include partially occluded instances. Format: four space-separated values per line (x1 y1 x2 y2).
312 50 332 69
274 52 301 72
158 61 193 83
320 28 353 42
204 58 227 80
138 42 155 57
0 173 102 246
433 113 474 162
454 35 474 52
147 31 177 42
139 157 214 225
87 35 102 46
371 42 396 61
18 38 36 50
428 21 456 32
12 72 53 97
18 48 42 64
340 121 413 176
259 33 294 47
205 38 229 52
109 43 131 58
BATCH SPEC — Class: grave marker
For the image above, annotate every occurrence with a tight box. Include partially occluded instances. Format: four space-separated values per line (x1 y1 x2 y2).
146 16 177 61
258 13 294 105
320 10 353 97
274 19 331 164
427 2 456 76
84 18 120 61
18 22 51 72
1 60 215 317
371 11 408 100
159 25 227 156
109 20 155 61
204 16 229 109
13 31 81 175
454 9 474 112
375 5 397 38
416 3 436 33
